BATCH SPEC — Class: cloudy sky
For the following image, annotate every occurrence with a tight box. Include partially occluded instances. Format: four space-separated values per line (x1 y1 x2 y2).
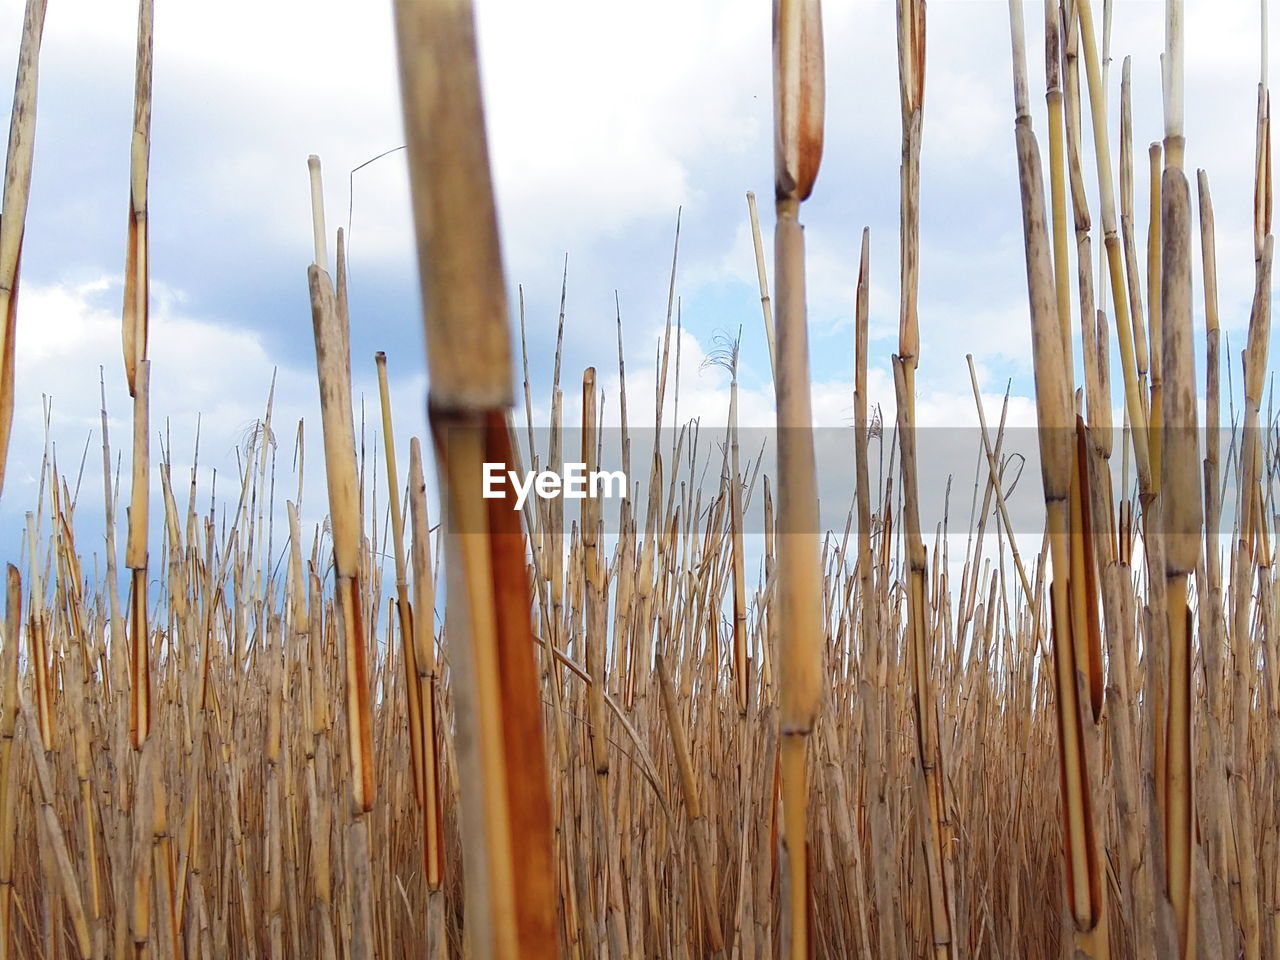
0 0 1272 561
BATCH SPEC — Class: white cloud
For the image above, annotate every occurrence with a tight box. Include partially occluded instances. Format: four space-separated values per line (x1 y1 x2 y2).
5 277 434 567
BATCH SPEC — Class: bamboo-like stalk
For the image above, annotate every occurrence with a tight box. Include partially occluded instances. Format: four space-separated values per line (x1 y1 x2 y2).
1062 0 1112 457
1006 2 1109 955
393 0 557 954
1077 0 1151 492
580 365 628 956
1158 4 1199 953
1228 8 1272 959
724 339 749 716
1045 0 1073 374
657 654 725 954
747 191 777 384
374 352 429 845
307 156 328 274
1147 142 1164 486
1196 167 1236 958
306 154 376 959
1120 59 1151 437
125 365 150 750
1053 16 1108 928
120 8 158 958
123 0 152 400
772 1 825 955
381 357 448 956
854 228 901 960
307 173 373 816
893 2 956 957
24 513 51 752
1159 146 1197 960
0 566 19 960
407 438 447 958
0 0 47 501
122 0 154 754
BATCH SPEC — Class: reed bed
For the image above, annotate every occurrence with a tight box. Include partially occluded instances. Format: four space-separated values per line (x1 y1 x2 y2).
0 0 1276 957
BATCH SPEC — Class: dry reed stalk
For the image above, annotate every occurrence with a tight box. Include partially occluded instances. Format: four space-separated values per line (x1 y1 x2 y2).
854 229 902 960
746 191 777 384
117 7 162 957
284 496 331 960
374 353 430 858
307 175 373 815
265 613 284 960
513 357 582 959
580 366 628 956
303 558 339 960
1157 5 1199 952
407 439 448 959
1055 16 1106 945
0 566 19 960
1119 60 1152 436
123 0 152 401
657 654 725 954
1227 10 1272 957
1147 142 1163 485
121 27 152 746
307 156 328 273
22 688 91 960
1194 167 1236 959
965 359 1035 607
1059 13 1157 948
1061 0 1112 457
1077 0 1151 493
1044 0 1073 374
723 341 749 716
305 156 376 960
1006 2 1108 955
125 364 150 750
0 0 47 500
772 0 825 954
393 0 557 954
24 514 51 752
379 372 451 942
893 2 955 956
